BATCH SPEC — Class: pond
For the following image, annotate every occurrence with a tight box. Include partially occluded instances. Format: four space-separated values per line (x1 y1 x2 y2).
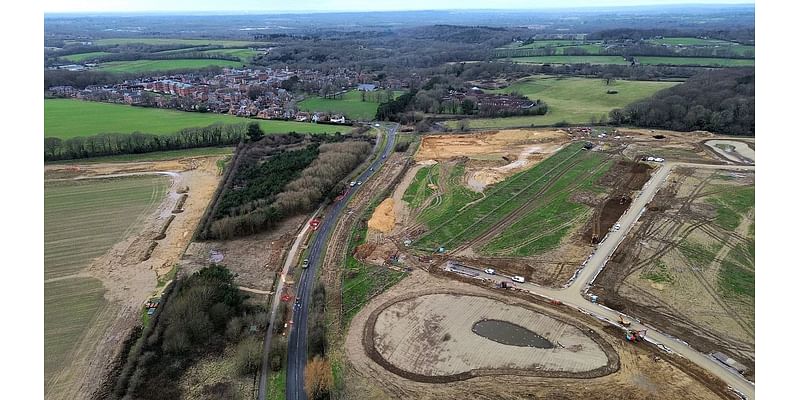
472 319 554 349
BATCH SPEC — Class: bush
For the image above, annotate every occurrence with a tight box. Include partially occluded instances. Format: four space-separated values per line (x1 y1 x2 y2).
234 336 263 376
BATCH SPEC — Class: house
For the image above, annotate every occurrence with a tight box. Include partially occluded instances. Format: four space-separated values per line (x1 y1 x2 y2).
330 114 346 124
295 112 310 122
358 83 377 92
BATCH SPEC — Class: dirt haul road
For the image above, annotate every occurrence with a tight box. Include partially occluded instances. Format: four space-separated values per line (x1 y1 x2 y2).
444 161 756 399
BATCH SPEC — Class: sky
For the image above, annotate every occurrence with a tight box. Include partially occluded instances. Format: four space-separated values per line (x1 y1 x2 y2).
44 0 754 13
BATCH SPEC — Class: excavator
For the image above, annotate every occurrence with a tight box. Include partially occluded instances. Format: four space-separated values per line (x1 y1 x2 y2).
618 314 631 327
625 328 647 342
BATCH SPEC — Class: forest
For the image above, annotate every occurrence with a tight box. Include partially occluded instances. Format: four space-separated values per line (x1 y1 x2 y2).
107 266 268 400
200 135 373 240
609 68 754 135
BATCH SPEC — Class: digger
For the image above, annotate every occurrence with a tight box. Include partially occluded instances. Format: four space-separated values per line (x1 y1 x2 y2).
618 314 631 327
625 328 647 342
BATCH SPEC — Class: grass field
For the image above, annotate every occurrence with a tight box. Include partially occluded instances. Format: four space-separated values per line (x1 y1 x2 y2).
298 90 392 120
710 186 755 231
414 143 606 253
87 38 264 47
504 55 754 67
647 37 736 46
48 146 235 164
95 59 244 73
44 175 169 392
200 48 262 61
481 153 610 256
267 367 286 400
402 165 439 209
447 75 678 129
45 99 351 138
60 51 113 62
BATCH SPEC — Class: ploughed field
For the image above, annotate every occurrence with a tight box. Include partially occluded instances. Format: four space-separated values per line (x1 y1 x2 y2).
44 175 169 396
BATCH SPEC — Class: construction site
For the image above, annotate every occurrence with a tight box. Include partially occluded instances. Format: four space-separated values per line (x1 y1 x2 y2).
342 272 739 400
334 127 754 400
591 165 755 379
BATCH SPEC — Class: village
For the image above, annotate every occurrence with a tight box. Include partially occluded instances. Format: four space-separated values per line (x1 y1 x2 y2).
46 66 413 123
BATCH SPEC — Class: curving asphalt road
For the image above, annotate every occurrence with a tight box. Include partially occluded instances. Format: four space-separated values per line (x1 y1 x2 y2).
446 161 756 399
283 124 397 400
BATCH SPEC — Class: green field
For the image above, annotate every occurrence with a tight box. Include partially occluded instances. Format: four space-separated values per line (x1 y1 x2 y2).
414 143 609 254
45 99 350 138
48 146 235 165
298 90 393 121
87 38 264 47
96 59 244 73
447 75 678 129
505 55 754 67
201 48 262 61
647 37 735 46
61 51 113 62
44 175 169 393
710 186 755 231
402 165 440 209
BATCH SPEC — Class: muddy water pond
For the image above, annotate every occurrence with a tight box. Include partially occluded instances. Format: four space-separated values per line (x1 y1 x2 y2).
472 319 554 348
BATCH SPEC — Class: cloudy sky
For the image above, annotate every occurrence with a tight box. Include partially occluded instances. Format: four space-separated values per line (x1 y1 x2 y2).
44 0 754 13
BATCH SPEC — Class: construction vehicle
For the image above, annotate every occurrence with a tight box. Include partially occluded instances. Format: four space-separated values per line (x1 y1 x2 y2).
625 329 646 342
590 212 601 244
618 314 631 327
550 299 562 306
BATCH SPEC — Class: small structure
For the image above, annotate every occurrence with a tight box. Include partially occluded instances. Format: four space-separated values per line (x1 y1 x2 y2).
711 352 749 374
358 83 377 91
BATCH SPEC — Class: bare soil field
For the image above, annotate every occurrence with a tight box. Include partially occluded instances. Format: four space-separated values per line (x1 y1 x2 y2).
370 293 610 378
181 214 307 291
415 129 570 189
44 155 225 400
591 167 755 379
343 271 735 400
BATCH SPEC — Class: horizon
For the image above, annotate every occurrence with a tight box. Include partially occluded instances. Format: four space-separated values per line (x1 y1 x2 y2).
43 1 755 15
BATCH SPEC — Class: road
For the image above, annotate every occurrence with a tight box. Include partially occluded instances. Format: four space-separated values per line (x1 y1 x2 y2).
446 161 756 399
283 124 397 400
257 207 320 399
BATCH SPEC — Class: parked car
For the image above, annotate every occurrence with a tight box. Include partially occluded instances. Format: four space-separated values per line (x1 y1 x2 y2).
613 223 621 231
484 268 496 275
349 181 356 187
511 275 525 283
295 299 302 308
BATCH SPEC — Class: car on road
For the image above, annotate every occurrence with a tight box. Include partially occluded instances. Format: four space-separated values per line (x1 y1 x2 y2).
484 268 496 275
369 167 374 171
511 275 525 283
382 154 386 159
301 258 309 268
295 299 302 308
356 181 362 185
349 181 356 187
613 223 621 231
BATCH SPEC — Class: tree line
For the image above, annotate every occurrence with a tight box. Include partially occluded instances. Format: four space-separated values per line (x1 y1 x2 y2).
44 122 252 161
609 68 754 135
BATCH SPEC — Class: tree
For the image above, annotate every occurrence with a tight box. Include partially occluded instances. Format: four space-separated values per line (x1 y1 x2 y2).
457 119 470 132
247 122 265 141
304 356 333 400
461 97 476 115
44 137 62 159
